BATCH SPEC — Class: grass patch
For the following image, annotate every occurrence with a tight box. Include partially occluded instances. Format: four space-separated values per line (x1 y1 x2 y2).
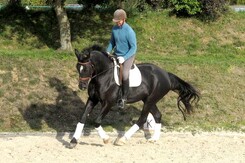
0 89 4 97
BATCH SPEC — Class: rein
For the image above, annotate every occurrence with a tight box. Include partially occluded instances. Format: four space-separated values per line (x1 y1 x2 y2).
91 65 114 80
78 61 114 81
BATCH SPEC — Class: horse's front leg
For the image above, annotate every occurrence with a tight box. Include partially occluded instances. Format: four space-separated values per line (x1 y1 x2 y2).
69 98 98 148
94 102 111 144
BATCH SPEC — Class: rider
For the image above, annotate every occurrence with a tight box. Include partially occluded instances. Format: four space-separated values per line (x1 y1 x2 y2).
106 9 137 109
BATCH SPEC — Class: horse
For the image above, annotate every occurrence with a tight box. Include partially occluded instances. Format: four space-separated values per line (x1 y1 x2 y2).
69 45 200 148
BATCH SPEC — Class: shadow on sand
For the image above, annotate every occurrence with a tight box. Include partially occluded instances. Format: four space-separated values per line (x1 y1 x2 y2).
19 77 142 147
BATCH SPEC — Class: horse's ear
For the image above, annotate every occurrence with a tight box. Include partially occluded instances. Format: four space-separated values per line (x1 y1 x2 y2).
83 50 90 60
75 49 80 59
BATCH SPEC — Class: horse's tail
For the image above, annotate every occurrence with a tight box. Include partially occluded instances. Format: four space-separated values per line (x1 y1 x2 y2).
168 72 200 120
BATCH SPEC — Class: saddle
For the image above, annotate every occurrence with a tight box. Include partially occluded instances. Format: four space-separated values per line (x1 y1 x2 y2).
113 58 142 87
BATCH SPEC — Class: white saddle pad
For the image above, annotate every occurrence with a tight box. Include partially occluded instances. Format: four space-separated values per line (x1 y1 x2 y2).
113 60 142 87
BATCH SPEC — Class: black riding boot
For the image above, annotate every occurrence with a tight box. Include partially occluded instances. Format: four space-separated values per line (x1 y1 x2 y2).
118 79 129 109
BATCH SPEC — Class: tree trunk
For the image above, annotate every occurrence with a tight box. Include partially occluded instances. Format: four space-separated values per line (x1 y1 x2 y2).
53 0 73 52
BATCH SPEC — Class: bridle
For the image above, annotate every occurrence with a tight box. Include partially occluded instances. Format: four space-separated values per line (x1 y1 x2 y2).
77 60 114 83
77 61 94 83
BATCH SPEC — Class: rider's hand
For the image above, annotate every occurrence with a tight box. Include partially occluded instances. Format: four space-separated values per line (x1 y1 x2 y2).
107 52 114 61
117 57 125 64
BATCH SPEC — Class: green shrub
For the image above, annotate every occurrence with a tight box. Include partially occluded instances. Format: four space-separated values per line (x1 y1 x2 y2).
199 0 229 21
22 0 47 6
169 0 229 21
228 0 245 5
170 0 202 16
238 0 245 4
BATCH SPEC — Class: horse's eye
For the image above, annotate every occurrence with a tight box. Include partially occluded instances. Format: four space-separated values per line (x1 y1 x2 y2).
80 66 84 72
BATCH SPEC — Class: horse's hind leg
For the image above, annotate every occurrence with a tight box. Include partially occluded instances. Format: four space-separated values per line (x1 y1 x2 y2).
114 102 152 146
148 104 162 142
115 103 162 144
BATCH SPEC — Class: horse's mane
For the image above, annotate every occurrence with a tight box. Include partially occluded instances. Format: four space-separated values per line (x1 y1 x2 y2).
84 44 104 52
82 44 109 57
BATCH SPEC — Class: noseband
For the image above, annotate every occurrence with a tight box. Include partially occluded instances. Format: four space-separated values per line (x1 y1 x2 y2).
78 61 94 82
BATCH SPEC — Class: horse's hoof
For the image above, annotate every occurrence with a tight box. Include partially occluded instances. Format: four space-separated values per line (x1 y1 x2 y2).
114 137 126 146
103 137 110 144
69 137 78 149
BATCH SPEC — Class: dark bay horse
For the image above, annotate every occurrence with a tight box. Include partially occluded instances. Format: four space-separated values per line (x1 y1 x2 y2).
70 45 200 147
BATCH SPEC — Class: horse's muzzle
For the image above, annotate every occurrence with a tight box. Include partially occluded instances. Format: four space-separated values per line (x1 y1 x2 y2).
78 77 90 90
78 82 87 90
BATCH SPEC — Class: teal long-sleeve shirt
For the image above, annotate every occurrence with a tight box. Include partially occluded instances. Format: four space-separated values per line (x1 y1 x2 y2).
106 22 137 60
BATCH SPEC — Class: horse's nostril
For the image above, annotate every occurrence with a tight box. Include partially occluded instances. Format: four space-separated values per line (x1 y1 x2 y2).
78 83 87 90
78 84 83 89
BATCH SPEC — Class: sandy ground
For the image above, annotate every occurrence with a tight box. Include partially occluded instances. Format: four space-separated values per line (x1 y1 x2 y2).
0 131 244 163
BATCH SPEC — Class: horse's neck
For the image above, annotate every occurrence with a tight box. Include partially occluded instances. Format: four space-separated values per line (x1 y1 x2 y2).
91 54 112 73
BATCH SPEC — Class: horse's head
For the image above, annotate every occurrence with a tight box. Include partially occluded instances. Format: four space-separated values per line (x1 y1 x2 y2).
75 49 94 90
